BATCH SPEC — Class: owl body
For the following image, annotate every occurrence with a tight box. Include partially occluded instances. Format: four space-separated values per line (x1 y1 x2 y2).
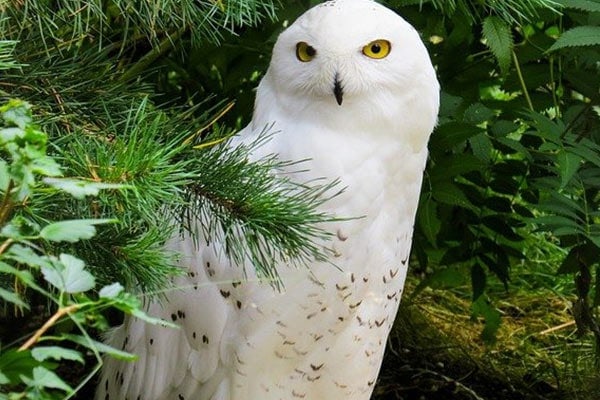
97 1 439 399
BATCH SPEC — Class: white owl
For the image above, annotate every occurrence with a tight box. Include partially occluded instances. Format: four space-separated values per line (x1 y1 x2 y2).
97 0 439 399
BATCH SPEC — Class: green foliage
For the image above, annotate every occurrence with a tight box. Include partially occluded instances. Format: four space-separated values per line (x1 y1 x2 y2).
0 100 173 399
391 0 600 347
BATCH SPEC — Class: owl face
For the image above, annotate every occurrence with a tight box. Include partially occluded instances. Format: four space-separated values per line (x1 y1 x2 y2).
267 0 437 109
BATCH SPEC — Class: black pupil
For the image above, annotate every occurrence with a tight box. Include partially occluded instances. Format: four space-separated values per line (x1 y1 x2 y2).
306 45 316 57
371 43 381 54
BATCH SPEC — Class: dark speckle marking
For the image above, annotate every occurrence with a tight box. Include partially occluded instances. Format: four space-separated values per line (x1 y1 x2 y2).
232 280 241 288
350 273 355 283
375 318 386 327
401 256 408 265
149 338 154 345
220 289 230 298
338 316 344 322
383 275 388 284
171 313 177 321
310 363 324 371
336 283 348 291
390 268 399 278
192 331 196 339
202 334 209 344
363 276 369 283
236 300 242 309
292 390 306 398
349 300 362 309
178 395 185 400
368 380 375 386
387 292 397 300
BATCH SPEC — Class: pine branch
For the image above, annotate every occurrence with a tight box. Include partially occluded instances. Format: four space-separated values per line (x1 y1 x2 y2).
392 0 560 24
184 130 342 287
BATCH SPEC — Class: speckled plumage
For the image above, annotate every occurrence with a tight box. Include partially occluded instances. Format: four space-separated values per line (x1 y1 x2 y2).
96 1 439 399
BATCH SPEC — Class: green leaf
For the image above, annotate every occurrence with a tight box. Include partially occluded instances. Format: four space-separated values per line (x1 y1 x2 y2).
558 0 600 12
0 158 9 191
471 296 501 343
411 265 469 300
469 133 493 162
41 254 95 293
99 282 125 299
418 198 440 245
0 371 8 385
463 103 495 125
1 100 31 129
549 26 600 51
43 178 128 199
30 156 62 177
471 264 487 301
432 181 476 210
26 366 73 393
39 219 115 243
482 16 513 73
62 334 138 361
31 347 83 364
557 150 582 188
430 122 484 150
0 287 28 308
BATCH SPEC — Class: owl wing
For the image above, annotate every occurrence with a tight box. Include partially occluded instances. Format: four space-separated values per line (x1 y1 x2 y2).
96 125 269 400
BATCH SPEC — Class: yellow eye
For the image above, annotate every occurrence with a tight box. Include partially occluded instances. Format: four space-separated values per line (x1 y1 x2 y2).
296 42 317 62
362 39 391 59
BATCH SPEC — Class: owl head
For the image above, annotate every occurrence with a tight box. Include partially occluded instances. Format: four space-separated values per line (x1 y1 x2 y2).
255 0 439 147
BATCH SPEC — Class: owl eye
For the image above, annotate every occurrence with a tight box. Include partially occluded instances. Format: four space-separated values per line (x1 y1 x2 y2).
296 42 317 62
362 39 391 59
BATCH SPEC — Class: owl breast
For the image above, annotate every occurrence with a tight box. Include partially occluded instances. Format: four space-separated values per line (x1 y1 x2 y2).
218 107 428 399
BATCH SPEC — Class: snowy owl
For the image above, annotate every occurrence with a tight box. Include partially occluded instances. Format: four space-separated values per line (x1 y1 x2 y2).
97 0 439 399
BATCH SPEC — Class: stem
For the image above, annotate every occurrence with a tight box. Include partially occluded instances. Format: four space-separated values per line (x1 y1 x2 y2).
512 51 534 111
0 238 14 256
120 28 185 83
0 180 15 225
18 303 81 351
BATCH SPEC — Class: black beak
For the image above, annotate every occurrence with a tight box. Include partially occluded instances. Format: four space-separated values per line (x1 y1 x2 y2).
333 74 343 106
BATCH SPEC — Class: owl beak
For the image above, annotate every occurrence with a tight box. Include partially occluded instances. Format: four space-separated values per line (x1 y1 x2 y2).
333 74 344 106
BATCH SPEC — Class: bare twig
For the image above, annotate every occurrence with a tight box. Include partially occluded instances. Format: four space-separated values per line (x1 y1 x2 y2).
18 304 82 351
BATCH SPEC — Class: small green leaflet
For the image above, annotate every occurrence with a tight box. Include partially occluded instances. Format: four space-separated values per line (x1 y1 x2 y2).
31 346 83 363
549 26 600 51
99 282 125 299
20 366 73 393
557 0 600 13
482 16 513 73
41 254 95 293
40 219 116 243
44 178 128 199
557 150 582 188
0 287 28 308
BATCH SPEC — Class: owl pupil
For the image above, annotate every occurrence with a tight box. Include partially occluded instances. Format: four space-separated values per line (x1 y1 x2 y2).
371 44 381 53
306 46 316 56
